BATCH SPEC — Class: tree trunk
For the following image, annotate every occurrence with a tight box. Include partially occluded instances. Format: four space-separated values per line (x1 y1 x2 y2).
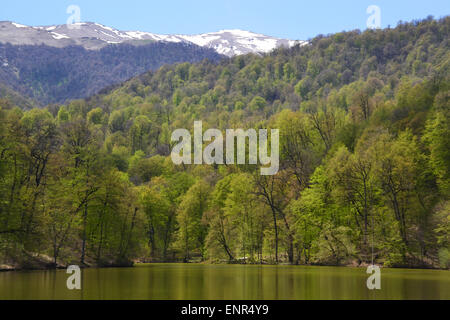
81 199 88 265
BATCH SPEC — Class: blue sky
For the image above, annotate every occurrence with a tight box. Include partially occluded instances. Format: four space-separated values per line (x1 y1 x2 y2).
1 1 448 39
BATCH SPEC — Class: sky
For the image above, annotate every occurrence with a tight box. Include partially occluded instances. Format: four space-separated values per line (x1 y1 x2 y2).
1 1 448 39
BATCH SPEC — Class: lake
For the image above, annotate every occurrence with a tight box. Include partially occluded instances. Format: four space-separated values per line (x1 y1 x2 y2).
0 263 448 300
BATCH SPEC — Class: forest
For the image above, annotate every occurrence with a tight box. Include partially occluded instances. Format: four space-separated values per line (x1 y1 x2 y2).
0 16 448 269
0 41 221 106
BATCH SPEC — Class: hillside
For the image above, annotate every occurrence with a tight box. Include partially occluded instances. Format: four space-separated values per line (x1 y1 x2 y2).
0 17 448 269
0 41 222 106
0 82 35 109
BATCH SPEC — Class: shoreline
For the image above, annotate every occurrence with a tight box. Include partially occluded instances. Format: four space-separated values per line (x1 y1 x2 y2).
2 261 448 273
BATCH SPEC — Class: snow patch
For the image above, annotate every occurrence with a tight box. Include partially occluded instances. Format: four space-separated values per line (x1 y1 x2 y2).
12 22 28 28
51 32 70 40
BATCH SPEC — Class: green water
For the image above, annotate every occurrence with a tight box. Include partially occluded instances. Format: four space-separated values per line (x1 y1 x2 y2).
0 264 448 300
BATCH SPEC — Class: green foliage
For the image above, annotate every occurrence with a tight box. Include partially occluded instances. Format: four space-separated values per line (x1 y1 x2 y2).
423 97 450 195
176 180 211 261
1 17 449 268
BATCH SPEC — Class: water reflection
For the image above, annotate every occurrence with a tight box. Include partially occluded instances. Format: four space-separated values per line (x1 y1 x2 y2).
0 264 448 300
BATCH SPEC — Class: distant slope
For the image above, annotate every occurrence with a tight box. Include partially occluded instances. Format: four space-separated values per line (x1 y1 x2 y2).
97 17 449 114
0 41 222 106
0 82 35 109
0 21 305 57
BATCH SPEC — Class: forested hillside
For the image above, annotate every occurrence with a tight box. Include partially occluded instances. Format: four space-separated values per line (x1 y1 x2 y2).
0 41 222 106
0 17 448 269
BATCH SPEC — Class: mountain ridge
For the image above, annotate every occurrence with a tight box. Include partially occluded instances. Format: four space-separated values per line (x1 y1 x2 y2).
0 21 306 57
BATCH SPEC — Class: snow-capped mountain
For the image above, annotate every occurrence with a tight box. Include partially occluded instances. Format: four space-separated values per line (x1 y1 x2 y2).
0 21 305 56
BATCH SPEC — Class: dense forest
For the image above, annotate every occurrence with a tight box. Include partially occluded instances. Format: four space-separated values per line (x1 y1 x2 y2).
0 16 448 269
0 41 222 106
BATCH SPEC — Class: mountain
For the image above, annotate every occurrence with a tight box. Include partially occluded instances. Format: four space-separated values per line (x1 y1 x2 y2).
0 41 222 106
1 17 448 270
0 21 305 56
0 21 304 106
94 16 449 115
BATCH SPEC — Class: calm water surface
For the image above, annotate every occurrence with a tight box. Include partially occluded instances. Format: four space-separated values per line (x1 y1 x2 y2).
0 263 448 300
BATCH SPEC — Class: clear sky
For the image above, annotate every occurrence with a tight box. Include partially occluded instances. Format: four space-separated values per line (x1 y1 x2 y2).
1 1 448 39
